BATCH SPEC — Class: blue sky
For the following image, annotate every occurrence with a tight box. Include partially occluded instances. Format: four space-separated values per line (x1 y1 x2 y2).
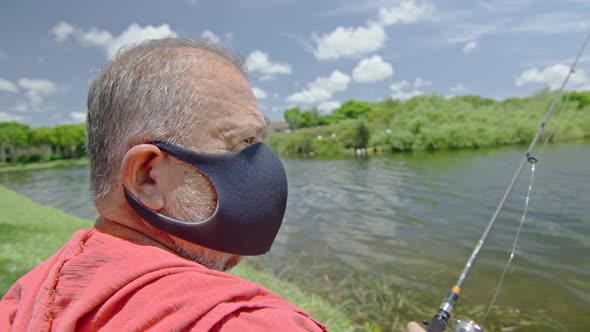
1 0 589 127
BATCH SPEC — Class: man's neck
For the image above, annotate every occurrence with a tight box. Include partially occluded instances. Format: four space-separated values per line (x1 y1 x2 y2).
94 216 176 255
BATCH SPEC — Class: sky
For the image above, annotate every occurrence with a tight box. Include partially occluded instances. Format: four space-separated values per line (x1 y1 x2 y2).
1 0 590 127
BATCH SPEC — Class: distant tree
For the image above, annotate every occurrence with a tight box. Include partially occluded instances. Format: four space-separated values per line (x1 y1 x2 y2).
333 100 373 120
353 120 370 149
300 109 320 128
0 122 30 163
567 91 590 109
29 127 58 161
380 97 401 108
318 115 335 126
284 107 302 130
459 95 496 108
54 124 85 158
29 127 57 146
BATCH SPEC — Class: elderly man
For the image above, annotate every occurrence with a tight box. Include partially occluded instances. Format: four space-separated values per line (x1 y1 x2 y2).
0 37 326 331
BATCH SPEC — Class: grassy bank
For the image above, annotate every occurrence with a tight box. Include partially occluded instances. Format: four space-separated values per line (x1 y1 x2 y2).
268 91 590 157
0 158 88 173
0 185 355 331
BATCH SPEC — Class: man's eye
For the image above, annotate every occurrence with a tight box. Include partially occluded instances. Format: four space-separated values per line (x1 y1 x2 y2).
243 137 255 145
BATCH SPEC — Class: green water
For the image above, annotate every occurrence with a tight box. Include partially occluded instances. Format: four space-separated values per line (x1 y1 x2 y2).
1 142 589 330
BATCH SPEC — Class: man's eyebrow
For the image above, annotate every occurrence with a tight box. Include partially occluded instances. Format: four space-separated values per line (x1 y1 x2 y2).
223 124 265 141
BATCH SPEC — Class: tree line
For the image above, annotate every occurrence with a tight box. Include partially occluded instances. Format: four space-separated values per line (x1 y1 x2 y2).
268 90 590 157
2 90 589 163
0 123 85 164
283 100 374 130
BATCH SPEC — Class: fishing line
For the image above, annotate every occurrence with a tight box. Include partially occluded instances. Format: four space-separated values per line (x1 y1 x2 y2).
423 31 590 332
481 162 535 323
482 88 573 323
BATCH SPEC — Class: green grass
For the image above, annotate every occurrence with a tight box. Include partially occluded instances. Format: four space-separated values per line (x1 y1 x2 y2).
268 254 563 332
0 185 90 292
0 158 88 173
231 263 355 331
0 185 354 331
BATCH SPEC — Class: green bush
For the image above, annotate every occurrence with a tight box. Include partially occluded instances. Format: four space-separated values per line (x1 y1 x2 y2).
267 90 590 157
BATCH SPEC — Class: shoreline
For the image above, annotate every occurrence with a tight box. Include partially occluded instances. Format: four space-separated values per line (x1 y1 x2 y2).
0 158 89 173
1 137 588 171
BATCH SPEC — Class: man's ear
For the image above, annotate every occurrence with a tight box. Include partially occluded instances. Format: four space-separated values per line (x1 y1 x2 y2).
121 144 167 211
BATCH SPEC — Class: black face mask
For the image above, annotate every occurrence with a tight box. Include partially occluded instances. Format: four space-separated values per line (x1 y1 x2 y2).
123 141 288 256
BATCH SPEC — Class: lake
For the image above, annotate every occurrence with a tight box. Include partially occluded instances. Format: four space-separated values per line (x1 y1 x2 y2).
2 142 589 330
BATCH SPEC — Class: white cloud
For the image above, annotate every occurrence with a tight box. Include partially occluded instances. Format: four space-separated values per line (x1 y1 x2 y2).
70 112 86 123
413 77 432 88
510 13 590 34
317 101 341 113
391 89 424 101
475 0 534 13
245 50 292 80
352 55 394 83
18 78 58 96
286 87 332 105
0 112 27 122
314 0 430 60
312 24 387 61
378 0 433 26
390 77 431 100
252 87 268 99
442 22 502 44
77 28 114 48
12 103 28 112
441 12 588 47
286 71 351 105
224 32 234 45
52 21 76 42
309 70 350 93
52 21 176 58
17 78 60 111
201 30 220 44
271 106 284 113
106 24 176 58
0 79 19 93
462 41 477 54
390 80 410 91
449 84 467 93
515 64 589 90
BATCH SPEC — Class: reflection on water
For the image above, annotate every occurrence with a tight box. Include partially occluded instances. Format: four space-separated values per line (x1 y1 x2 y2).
1 142 589 329
0 166 97 220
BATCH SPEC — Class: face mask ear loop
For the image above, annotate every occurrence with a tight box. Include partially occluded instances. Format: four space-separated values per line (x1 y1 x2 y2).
122 141 288 256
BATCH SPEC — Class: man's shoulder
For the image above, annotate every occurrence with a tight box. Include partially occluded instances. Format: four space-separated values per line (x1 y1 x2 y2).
120 269 327 331
77 231 326 331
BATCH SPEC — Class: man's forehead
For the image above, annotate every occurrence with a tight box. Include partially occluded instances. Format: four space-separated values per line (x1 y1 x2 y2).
164 47 262 130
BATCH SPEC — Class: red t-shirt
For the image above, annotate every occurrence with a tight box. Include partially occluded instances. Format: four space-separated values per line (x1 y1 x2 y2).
0 229 327 331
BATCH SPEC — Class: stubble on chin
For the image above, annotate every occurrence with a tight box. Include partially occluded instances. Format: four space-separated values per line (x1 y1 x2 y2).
159 171 242 271
168 234 242 271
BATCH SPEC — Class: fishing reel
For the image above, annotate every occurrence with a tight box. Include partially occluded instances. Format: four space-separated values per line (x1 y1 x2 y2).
422 317 483 332
450 319 483 332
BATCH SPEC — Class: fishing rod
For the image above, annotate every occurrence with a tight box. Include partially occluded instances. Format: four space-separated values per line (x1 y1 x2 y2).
422 31 590 332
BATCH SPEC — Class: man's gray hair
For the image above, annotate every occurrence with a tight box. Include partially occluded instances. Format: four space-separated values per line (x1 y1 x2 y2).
86 37 246 199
